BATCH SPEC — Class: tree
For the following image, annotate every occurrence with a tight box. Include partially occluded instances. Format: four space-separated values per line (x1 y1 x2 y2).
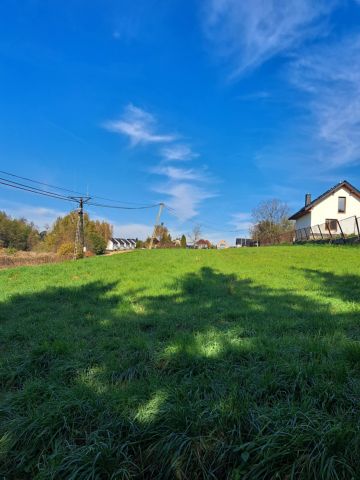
149 223 174 248
45 211 113 255
0 211 40 251
180 234 187 248
154 223 171 243
189 224 202 246
86 232 106 255
251 199 293 245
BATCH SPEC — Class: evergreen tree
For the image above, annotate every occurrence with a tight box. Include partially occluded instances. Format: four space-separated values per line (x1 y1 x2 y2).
180 234 187 248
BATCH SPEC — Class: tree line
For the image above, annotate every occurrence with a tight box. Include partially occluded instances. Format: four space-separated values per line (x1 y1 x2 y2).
0 210 112 256
0 198 294 254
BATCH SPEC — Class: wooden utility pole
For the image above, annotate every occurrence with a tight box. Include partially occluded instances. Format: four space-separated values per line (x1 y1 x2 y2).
149 203 164 250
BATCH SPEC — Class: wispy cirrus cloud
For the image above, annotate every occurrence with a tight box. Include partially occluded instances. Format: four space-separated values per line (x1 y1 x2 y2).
202 0 334 77
229 212 252 233
160 144 199 161
112 222 152 239
152 165 209 182
154 183 215 222
0 200 65 230
152 163 215 221
103 104 176 146
290 35 360 167
104 103 216 222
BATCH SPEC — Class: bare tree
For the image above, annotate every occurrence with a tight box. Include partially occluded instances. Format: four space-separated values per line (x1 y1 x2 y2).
251 199 293 245
189 224 202 246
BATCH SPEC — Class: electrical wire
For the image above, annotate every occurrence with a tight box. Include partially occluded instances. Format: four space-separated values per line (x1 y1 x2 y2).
0 170 161 208
0 176 161 210
0 169 85 196
87 201 162 210
0 179 77 203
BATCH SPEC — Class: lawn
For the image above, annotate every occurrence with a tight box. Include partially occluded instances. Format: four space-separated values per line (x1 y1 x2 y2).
0 246 359 479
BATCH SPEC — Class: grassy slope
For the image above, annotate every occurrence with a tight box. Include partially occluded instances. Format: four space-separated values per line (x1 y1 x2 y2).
0 246 359 479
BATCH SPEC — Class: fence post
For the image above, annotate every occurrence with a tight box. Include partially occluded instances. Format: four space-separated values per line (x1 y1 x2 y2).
317 225 323 240
310 226 316 240
355 216 360 240
337 220 345 243
326 221 333 242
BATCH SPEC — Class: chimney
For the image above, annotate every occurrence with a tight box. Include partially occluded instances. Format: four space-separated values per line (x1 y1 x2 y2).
305 193 311 206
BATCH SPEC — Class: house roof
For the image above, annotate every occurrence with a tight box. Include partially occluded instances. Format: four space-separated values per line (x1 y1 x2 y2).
110 238 137 246
289 180 360 220
196 239 210 245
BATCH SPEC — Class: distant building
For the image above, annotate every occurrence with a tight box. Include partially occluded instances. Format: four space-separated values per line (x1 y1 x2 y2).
216 239 229 250
195 239 212 249
235 238 258 247
107 238 137 251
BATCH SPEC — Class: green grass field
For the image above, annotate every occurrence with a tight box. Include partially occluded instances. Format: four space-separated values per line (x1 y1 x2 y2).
1 246 360 479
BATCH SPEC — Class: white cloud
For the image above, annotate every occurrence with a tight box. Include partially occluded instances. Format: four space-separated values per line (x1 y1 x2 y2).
103 104 176 146
203 0 334 76
0 200 66 230
104 104 215 223
154 183 215 222
291 35 360 167
112 222 152 239
152 165 209 182
229 212 252 233
152 164 215 222
160 144 199 161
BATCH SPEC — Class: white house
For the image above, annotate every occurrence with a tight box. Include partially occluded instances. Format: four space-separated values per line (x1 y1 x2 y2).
289 181 360 238
107 238 137 251
217 239 229 249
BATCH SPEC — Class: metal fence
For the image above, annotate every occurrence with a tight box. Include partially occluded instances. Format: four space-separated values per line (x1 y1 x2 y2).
295 215 360 243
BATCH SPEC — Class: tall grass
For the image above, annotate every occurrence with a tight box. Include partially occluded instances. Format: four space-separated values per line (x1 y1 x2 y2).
0 246 359 478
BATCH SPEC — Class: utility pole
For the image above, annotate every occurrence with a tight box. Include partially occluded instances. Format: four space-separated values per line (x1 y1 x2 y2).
149 202 164 250
71 196 91 260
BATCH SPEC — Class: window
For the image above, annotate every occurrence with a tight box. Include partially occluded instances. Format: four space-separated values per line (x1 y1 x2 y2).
326 219 338 232
338 196 346 213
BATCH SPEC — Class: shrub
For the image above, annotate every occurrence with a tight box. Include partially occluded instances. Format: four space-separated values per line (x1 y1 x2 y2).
5 247 17 255
88 233 106 255
57 242 74 257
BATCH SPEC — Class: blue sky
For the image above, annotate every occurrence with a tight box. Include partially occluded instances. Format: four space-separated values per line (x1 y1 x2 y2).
1 0 360 243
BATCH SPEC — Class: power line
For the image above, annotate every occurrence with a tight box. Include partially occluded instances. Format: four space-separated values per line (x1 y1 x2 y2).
87 200 162 210
0 178 77 203
90 195 160 207
0 169 247 228
0 169 161 208
0 176 161 210
0 169 85 197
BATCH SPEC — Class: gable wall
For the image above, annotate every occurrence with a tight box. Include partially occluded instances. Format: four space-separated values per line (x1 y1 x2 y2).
310 186 360 226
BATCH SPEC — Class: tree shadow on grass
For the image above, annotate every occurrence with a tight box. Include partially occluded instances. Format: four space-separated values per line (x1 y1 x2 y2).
0 267 359 479
301 268 360 304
